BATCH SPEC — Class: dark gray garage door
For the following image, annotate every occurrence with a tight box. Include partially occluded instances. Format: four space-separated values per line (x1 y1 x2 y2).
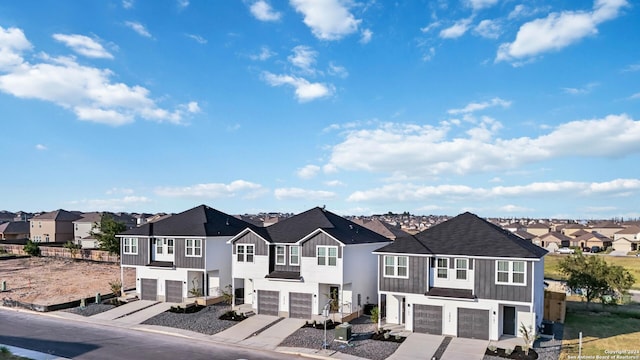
458 308 490 340
258 290 279 316
140 278 157 301
165 280 183 303
413 304 442 335
289 292 312 319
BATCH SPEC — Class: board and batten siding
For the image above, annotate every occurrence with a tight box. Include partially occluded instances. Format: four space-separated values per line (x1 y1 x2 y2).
121 236 149 266
174 238 205 269
274 245 301 272
232 232 269 256
301 233 343 258
474 259 532 302
379 255 429 294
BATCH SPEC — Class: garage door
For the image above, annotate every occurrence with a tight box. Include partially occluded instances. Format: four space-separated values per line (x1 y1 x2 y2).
140 278 157 301
413 304 442 335
165 280 183 303
458 308 490 340
258 290 279 316
289 292 312 319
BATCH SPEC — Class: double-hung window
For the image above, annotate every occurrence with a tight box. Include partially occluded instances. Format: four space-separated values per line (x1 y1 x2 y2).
276 246 286 265
437 258 448 279
166 238 174 255
123 237 138 255
317 246 338 266
156 238 163 254
185 238 202 257
383 255 408 278
289 246 300 266
237 244 254 262
496 260 526 285
455 258 468 280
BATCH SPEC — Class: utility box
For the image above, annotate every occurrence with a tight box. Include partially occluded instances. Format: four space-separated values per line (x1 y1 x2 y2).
335 323 352 342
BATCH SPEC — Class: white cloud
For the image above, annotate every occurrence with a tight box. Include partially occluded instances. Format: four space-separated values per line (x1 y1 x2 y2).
360 28 373 44
177 0 189 9
35 144 47 151
250 0 282 21
290 0 361 40
420 21 441 33
106 187 134 195
439 18 473 39
125 21 152 38
496 0 628 63
622 63 640 72
186 34 207 44
261 72 334 102
69 195 151 211
562 82 598 95
288 45 318 74
122 0 134 9
422 47 436 62
448 97 511 115
467 0 498 11
250 46 276 61
155 180 266 199
325 114 640 178
297 165 321 179
53 34 113 59
325 180 345 187
328 62 348 78
0 26 196 126
274 187 336 200
631 93 640 100
499 205 533 213
474 19 501 39
186 101 200 113
347 179 640 203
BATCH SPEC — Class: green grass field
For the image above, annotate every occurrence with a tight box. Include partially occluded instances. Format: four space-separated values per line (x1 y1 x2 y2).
545 254 640 290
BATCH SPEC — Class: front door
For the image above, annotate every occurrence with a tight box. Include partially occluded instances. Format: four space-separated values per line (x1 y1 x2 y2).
401 297 406 324
153 238 174 262
503 306 516 336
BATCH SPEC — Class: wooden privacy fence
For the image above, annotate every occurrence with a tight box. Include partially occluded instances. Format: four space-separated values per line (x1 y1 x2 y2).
544 290 566 323
0 244 119 263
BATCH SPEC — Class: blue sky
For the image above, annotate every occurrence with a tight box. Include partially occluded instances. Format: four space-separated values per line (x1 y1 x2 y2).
1 0 639 219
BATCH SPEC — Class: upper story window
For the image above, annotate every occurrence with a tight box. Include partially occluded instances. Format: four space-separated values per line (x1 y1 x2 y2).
455 258 468 280
317 246 337 266
275 245 286 265
156 238 163 254
123 237 138 255
237 244 254 262
437 258 448 279
496 260 526 286
290 246 300 266
185 238 202 257
383 255 408 278
38 221 41 228
166 238 174 255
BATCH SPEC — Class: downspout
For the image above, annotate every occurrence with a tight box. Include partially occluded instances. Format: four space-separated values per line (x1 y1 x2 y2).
377 254 381 330
204 238 208 302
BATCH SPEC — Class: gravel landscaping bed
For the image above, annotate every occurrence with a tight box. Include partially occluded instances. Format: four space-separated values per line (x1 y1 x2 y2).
280 315 401 360
141 303 239 335
64 303 116 317
483 323 564 360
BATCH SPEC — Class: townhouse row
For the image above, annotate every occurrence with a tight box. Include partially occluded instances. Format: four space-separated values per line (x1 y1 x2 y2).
117 204 547 341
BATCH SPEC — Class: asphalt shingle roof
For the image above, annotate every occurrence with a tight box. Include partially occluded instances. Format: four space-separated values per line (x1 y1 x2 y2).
375 212 547 259
31 209 82 222
119 205 255 237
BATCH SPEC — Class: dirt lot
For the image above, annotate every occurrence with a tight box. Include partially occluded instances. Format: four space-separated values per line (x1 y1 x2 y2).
0 257 135 305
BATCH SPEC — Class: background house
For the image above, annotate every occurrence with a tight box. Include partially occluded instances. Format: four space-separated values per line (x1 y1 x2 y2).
0 221 30 241
29 209 82 243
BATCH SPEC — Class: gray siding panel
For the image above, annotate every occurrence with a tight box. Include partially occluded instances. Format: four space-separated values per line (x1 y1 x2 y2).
301 233 342 258
175 238 205 269
233 232 268 256
474 259 532 302
274 245 301 272
121 237 149 266
379 255 429 294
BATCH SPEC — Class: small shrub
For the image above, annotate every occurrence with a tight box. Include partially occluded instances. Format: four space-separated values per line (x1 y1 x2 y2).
23 239 40 256
0 346 10 354
109 279 122 297
383 332 390 340
64 241 81 258
505 348 513 355
370 306 380 326
488 345 497 352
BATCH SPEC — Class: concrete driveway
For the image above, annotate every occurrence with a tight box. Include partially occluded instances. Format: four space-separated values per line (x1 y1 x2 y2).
440 337 488 360
608 250 628 257
387 333 444 360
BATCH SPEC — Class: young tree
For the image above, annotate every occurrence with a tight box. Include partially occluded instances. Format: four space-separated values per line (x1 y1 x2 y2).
559 253 634 308
91 214 127 256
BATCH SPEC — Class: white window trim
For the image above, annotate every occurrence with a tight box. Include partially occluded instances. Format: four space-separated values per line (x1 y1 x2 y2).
185 238 202 258
237 244 254 263
455 258 467 280
436 258 448 279
383 255 409 279
123 237 138 255
289 246 300 266
275 245 286 265
495 260 527 286
316 245 338 267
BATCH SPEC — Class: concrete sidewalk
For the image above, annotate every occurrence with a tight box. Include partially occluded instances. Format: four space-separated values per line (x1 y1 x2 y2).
387 333 443 360
111 302 174 326
211 314 280 344
90 300 158 321
0 344 71 360
440 337 488 360
240 317 306 350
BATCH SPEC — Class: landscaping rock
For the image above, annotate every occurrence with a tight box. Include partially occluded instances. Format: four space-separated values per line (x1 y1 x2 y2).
141 303 238 335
